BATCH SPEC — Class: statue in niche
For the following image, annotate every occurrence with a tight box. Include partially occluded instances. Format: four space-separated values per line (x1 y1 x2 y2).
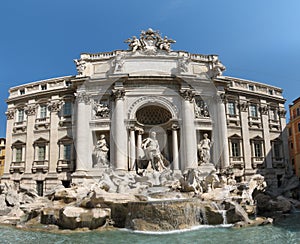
140 132 168 172
93 134 109 167
197 133 212 165
94 102 110 118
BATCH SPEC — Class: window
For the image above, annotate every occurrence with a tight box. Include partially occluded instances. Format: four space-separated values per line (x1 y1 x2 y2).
268 89 273 95
248 85 254 91
63 144 71 160
298 123 300 132
273 142 282 160
41 84 47 90
36 181 44 196
269 109 278 121
227 102 236 116
16 148 22 162
66 81 72 87
17 109 25 122
249 104 258 117
297 108 300 117
231 141 240 158
19 89 25 95
38 145 46 161
254 141 263 157
63 102 72 116
40 105 47 118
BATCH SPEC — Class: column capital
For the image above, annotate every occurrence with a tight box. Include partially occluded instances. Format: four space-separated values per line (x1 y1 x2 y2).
278 108 287 118
111 88 125 100
25 105 37 116
259 105 269 115
238 101 248 112
76 91 91 104
179 88 195 102
5 110 15 120
48 100 63 112
172 123 179 130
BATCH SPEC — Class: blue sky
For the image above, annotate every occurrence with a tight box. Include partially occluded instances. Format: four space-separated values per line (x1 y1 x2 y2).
1 0 300 137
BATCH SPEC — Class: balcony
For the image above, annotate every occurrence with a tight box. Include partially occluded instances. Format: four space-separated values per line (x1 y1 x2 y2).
272 158 285 168
13 121 27 133
10 161 25 173
230 157 245 168
35 117 50 130
57 159 75 172
32 160 49 173
251 157 265 169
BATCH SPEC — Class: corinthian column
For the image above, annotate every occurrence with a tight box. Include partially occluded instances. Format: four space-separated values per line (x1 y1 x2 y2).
217 93 229 168
129 126 136 170
112 87 128 171
180 89 197 169
75 92 90 171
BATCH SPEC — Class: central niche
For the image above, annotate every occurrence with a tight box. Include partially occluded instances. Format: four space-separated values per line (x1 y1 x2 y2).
136 105 172 125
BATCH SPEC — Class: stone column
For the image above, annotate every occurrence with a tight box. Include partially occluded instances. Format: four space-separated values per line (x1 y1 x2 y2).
279 107 289 165
75 92 90 172
239 99 252 170
3 109 14 177
129 127 136 170
172 124 179 170
260 103 272 168
48 99 61 173
25 103 36 174
217 94 230 168
136 130 144 161
112 87 128 171
180 89 197 169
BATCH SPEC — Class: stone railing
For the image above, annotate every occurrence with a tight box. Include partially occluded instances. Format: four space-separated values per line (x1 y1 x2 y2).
32 160 49 173
57 159 75 172
10 161 25 173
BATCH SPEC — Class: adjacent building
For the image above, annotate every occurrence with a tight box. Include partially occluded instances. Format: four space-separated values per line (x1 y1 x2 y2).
0 138 5 177
288 97 300 177
1 29 289 195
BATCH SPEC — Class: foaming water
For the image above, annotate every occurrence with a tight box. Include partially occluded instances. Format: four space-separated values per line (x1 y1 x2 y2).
122 223 233 235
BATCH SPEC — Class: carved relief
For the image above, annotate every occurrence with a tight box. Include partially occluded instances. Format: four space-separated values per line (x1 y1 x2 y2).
93 101 110 118
178 57 190 73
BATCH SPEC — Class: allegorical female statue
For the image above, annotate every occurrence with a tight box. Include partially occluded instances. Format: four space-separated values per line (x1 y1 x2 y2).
197 133 211 165
93 134 109 167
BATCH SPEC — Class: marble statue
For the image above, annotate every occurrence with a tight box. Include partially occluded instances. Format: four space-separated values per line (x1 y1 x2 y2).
141 132 167 171
198 133 211 165
93 134 109 167
124 36 142 52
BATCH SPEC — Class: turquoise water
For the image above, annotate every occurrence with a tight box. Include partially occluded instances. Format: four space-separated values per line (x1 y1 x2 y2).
0 213 299 244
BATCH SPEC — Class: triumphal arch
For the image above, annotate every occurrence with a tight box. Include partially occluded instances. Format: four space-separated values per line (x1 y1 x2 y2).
72 28 229 181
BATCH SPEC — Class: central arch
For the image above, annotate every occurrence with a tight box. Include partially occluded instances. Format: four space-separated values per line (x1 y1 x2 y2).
128 96 178 120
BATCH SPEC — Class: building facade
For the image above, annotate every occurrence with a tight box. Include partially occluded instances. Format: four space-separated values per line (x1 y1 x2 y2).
2 29 289 194
0 138 5 177
288 97 300 177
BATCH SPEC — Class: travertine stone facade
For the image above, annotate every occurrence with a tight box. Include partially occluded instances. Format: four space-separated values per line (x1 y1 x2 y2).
2 29 289 194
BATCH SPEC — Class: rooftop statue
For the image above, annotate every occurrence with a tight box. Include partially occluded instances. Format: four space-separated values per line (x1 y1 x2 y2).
125 28 176 54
